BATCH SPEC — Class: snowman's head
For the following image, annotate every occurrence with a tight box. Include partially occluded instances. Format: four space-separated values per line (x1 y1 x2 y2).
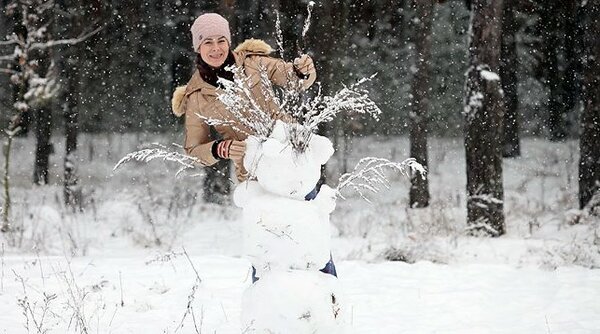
244 120 334 200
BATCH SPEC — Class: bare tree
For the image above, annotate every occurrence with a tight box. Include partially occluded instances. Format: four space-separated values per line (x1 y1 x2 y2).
409 0 434 208
0 0 101 225
578 0 600 210
463 0 505 236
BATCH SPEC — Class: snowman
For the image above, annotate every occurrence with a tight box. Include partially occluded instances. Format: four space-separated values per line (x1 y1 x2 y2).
233 120 347 333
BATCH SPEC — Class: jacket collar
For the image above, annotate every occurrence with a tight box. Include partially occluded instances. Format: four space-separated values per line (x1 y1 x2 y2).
185 70 216 96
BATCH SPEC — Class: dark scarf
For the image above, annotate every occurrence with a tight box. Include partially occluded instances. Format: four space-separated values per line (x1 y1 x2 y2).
195 51 236 88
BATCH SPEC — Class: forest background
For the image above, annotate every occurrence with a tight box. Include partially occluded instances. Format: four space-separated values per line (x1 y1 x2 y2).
0 0 597 233
0 0 584 136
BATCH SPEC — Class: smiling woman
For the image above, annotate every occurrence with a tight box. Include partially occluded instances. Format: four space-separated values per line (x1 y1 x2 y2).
172 13 317 182
200 37 229 68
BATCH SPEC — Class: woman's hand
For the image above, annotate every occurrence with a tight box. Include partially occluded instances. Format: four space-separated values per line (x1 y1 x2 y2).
293 54 316 89
228 140 246 168
293 54 316 77
214 140 247 180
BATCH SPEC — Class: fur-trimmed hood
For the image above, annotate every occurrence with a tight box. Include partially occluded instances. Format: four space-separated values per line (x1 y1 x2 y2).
171 39 273 117
233 38 273 54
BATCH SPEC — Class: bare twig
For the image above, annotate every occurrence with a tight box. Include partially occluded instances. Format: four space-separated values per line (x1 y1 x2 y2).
0 39 17 46
55 261 90 334
337 157 426 203
30 25 105 50
275 11 285 59
298 1 315 55
145 250 185 265
175 247 203 334
13 269 58 334
113 144 199 171
119 271 124 307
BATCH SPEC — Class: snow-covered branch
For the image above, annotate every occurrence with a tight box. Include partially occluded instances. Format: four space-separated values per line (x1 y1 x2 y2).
29 25 104 50
275 11 285 60
0 40 18 46
214 64 277 139
301 2 315 40
337 157 426 203
113 144 199 174
213 65 381 153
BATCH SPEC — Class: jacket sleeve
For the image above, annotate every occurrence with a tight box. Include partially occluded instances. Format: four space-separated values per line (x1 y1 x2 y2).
183 93 220 166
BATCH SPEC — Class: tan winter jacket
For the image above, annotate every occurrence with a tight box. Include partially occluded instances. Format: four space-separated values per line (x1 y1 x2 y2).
171 39 315 181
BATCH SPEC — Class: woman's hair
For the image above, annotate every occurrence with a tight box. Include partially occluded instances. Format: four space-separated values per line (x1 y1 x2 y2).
195 51 236 88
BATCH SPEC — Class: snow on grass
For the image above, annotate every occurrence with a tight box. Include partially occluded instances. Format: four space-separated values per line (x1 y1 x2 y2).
1 256 599 333
0 133 598 332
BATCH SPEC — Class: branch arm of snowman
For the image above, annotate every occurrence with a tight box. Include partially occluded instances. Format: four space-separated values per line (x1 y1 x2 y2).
337 157 427 203
113 143 200 177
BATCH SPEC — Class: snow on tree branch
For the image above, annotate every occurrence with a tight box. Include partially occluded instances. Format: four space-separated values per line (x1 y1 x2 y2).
302 2 315 40
465 217 500 237
113 144 199 176
337 157 426 203
298 1 315 55
275 11 285 60
214 64 277 138
213 63 381 153
29 25 104 50
288 74 381 152
0 40 18 46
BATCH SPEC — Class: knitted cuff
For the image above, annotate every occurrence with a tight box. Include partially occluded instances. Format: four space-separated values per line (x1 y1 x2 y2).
211 140 224 160
213 139 233 159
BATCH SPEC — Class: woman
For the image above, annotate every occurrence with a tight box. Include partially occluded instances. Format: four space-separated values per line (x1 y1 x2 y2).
172 13 336 281
171 13 316 181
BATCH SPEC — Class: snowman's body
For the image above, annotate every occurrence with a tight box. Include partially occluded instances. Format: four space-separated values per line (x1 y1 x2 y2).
233 121 346 333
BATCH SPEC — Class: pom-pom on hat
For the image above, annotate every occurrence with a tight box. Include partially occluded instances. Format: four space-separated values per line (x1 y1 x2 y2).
190 13 231 52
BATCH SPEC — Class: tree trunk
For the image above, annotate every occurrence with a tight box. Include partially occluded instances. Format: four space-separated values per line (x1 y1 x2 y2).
578 0 600 209
541 2 566 141
561 0 583 120
33 108 52 185
7 1 31 137
409 0 434 208
55 0 80 209
1 133 14 232
63 76 80 209
307 0 346 186
463 0 505 236
500 0 519 158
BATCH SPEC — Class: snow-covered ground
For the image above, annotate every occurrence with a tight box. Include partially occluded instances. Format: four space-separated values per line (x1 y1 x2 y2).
1 133 599 333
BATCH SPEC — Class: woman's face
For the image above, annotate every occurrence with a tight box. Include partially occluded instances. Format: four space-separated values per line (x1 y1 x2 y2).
199 36 229 68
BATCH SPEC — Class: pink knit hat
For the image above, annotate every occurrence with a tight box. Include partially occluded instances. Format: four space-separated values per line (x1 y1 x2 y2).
190 13 231 52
